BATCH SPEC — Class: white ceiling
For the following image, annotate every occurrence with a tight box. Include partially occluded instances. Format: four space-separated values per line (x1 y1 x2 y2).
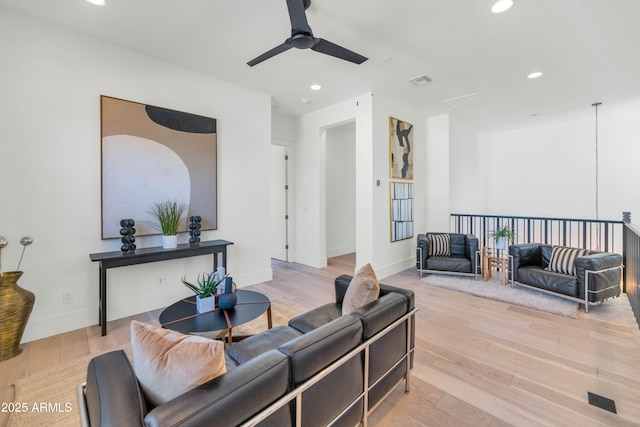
2 0 639 132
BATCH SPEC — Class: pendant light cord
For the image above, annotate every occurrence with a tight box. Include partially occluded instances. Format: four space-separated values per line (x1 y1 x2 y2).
593 102 602 249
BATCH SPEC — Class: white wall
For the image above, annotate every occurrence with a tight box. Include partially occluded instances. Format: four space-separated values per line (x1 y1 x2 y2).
477 99 640 222
450 117 484 214
0 10 272 342
325 123 356 257
425 114 451 232
271 110 296 145
371 96 427 278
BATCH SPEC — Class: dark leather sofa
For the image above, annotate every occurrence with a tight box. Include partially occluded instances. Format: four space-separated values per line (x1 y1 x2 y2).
416 232 479 276
509 243 623 311
77 275 416 427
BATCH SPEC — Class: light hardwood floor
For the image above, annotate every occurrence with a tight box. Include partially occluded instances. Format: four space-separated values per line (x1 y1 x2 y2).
2 253 640 426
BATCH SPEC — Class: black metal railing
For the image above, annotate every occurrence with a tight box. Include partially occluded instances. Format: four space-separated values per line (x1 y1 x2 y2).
623 213 640 327
451 213 625 255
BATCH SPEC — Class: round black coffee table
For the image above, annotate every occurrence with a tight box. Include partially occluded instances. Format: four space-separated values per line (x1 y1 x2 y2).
159 290 272 345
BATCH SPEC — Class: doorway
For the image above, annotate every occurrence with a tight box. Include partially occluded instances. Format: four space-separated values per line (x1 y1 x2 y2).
325 122 356 259
271 145 289 261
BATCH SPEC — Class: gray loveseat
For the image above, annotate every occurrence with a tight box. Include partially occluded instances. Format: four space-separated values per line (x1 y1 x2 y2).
509 243 623 311
77 275 416 427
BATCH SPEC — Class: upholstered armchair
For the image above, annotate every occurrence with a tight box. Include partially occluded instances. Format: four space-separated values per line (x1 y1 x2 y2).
416 232 479 277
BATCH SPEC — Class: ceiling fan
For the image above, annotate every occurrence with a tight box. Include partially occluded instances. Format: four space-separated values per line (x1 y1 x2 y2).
247 0 368 67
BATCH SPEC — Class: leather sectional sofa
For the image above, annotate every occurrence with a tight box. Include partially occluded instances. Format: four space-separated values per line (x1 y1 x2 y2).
78 275 416 427
509 243 623 311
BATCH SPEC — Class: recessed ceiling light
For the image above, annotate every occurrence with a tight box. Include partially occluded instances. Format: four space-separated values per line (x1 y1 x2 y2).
310 84 322 91
85 0 106 5
491 0 514 14
528 71 543 79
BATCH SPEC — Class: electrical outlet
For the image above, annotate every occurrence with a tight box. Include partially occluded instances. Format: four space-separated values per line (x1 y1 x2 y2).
157 277 169 287
62 290 74 305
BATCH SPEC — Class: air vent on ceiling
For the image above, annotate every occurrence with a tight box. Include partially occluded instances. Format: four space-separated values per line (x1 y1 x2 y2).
442 92 487 109
408 75 433 87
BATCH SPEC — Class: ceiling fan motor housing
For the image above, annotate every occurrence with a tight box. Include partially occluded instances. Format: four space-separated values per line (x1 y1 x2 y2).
291 33 314 49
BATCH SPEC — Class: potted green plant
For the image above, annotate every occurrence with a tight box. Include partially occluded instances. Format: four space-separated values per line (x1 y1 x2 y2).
488 225 515 250
182 271 227 313
148 200 188 249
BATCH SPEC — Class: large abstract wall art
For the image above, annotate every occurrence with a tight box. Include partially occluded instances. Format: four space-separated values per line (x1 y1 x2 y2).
100 96 217 239
389 116 414 180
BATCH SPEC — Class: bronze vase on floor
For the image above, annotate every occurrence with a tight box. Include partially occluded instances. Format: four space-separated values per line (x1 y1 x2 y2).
0 271 35 361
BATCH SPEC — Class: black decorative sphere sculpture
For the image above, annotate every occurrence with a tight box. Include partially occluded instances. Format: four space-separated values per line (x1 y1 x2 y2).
189 215 202 245
119 219 136 254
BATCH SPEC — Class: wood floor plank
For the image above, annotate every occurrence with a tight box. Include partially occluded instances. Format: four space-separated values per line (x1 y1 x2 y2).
434 393 513 427
510 375 640 427
418 363 547 427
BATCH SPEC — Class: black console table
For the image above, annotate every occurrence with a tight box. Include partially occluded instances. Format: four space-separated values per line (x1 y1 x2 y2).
90 239 233 336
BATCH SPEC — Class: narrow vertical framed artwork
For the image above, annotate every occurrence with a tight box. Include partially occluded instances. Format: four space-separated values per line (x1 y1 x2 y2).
100 96 218 239
390 182 414 242
389 116 414 180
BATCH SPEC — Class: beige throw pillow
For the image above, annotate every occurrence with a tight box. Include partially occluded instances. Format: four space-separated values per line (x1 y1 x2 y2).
342 263 381 315
130 320 226 407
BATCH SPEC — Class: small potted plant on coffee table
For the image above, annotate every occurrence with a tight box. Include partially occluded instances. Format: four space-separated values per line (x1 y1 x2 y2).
182 272 226 313
488 225 515 250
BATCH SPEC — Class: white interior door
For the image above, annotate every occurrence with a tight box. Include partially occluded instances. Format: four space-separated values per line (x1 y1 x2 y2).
271 145 288 261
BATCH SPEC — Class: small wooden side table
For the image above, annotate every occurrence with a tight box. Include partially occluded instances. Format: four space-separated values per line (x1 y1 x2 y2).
478 248 513 285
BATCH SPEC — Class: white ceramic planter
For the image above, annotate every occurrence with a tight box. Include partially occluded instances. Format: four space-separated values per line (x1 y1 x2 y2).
196 295 215 313
162 235 178 249
495 237 506 250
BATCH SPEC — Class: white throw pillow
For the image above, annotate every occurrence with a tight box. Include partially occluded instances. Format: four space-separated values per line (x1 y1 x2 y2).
547 246 588 276
130 320 226 407
342 263 381 315
428 233 451 256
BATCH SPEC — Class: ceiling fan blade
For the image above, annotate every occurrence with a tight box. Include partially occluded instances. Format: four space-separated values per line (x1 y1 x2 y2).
247 40 294 67
286 0 313 36
311 38 368 64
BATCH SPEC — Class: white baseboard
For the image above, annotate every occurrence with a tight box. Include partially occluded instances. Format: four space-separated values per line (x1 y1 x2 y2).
21 269 275 344
22 307 96 343
293 252 327 269
374 257 415 280
326 245 356 258
234 268 273 288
